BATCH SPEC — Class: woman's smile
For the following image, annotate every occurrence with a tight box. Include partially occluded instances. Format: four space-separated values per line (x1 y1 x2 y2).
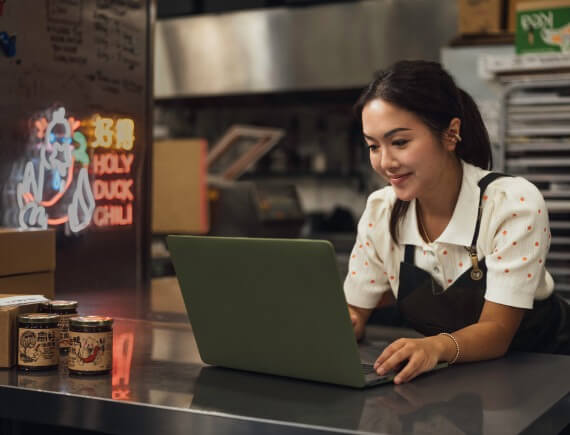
388 172 412 186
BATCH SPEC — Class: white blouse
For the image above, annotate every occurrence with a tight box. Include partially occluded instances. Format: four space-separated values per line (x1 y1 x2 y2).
344 160 554 310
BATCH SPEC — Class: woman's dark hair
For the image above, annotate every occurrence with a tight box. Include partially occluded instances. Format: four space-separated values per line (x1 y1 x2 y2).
354 60 492 244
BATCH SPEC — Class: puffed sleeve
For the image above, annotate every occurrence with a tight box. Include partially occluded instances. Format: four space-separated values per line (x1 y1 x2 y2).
343 189 393 309
481 178 551 309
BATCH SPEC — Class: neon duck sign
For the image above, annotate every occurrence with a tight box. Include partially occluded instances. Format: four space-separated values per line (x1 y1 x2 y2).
16 107 136 233
17 107 95 232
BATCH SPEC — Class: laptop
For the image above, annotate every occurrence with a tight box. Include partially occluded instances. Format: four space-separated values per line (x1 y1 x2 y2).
167 235 447 388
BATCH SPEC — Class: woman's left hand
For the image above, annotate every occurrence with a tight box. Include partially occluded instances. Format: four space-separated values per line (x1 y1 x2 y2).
373 336 444 384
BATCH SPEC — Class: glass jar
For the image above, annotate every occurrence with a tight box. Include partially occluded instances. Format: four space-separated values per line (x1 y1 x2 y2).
47 300 79 352
68 316 113 375
17 313 60 371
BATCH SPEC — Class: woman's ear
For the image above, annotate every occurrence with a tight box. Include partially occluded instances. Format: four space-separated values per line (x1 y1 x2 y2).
445 117 462 151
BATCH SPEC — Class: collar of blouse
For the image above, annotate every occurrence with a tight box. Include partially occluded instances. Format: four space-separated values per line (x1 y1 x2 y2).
398 160 482 248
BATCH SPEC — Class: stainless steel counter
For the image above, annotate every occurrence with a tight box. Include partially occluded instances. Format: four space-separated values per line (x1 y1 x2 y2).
0 318 569 435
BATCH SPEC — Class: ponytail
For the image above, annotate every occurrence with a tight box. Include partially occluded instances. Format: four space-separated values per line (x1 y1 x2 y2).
456 89 492 170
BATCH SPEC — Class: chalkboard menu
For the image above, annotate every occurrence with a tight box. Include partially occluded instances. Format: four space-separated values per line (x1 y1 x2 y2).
0 0 151 293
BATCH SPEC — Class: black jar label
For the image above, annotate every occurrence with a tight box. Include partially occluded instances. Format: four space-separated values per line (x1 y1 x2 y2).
18 328 59 367
68 331 113 372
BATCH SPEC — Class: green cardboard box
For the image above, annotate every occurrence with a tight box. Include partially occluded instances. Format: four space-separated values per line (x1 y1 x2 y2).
516 0 570 54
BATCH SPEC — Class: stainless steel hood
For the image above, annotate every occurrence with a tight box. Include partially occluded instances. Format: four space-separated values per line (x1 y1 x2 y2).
155 0 458 98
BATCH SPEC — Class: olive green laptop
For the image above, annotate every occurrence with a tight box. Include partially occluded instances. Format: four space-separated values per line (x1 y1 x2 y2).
167 235 443 388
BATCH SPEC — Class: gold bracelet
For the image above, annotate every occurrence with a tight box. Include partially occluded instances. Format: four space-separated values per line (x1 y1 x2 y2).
438 332 460 365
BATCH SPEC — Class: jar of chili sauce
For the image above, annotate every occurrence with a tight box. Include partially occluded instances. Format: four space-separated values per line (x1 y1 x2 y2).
47 300 79 352
17 313 60 371
68 316 113 375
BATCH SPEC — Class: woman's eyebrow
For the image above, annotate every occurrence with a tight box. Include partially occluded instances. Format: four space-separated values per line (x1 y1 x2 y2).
363 128 411 141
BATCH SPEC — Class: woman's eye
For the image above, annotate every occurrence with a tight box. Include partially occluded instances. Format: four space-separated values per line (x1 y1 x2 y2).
392 139 408 147
367 144 379 152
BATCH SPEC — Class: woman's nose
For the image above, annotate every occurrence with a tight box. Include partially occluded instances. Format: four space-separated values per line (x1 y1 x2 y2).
379 148 396 171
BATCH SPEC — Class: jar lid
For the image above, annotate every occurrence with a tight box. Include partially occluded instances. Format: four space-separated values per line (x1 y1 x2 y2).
48 300 78 310
18 313 60 324
70 316 113 327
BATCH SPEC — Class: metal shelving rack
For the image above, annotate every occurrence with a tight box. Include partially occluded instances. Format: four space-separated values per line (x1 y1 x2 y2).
498 77 570 299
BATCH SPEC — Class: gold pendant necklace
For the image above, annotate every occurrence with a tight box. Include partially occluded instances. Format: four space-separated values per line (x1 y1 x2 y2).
417 207 432 244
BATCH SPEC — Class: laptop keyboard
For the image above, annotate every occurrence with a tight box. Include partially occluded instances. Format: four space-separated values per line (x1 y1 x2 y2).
361 363 376 375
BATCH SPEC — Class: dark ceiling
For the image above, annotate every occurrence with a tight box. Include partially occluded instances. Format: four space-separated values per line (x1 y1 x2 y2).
157 0 358 18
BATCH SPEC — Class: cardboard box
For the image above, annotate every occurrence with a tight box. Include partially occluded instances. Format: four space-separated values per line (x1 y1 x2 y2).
0 228 55 277
515 0 570 53
0 272 55 299
152 139 209 234
509 0 536 31
459 0 505 34
150 276 187 315
0 295 45 368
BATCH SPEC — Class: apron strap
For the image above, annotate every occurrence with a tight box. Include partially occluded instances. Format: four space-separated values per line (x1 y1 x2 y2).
470 172 512 249
403 171 512 265
404 244 415 264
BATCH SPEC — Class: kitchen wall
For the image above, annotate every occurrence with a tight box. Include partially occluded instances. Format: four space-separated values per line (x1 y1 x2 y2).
154 91 384 221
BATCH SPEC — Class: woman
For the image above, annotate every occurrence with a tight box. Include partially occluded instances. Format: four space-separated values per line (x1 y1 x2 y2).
345 60 570 385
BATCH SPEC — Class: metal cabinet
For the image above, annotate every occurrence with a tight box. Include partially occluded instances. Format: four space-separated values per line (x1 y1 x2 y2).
499 77 570 298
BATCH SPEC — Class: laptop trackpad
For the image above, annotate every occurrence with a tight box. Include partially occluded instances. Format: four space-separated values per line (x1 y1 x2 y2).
358 338 390 364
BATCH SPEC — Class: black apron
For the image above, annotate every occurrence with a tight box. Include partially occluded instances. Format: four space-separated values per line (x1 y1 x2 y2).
396 173 570 355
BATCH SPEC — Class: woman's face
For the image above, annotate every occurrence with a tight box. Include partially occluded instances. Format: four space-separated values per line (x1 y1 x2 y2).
362 98 456 202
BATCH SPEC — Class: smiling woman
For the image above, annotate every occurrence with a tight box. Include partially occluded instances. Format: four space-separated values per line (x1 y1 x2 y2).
345 60 570 385
361 98 462 208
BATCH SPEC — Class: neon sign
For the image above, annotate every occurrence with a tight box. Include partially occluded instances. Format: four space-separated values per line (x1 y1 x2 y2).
17 107 95 232
93 204 133 227
92 153 134 175
89 116 136 228
16 108 136 232
115 119 135 151
91 116 135 151
93 179 134 201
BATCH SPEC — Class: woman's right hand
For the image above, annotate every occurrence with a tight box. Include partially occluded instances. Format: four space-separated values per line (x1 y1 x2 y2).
348 305 372 341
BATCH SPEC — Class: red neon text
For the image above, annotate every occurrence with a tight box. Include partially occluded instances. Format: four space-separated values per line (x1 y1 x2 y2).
93 204 133 226
92 153 134 176
93 179 134 201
